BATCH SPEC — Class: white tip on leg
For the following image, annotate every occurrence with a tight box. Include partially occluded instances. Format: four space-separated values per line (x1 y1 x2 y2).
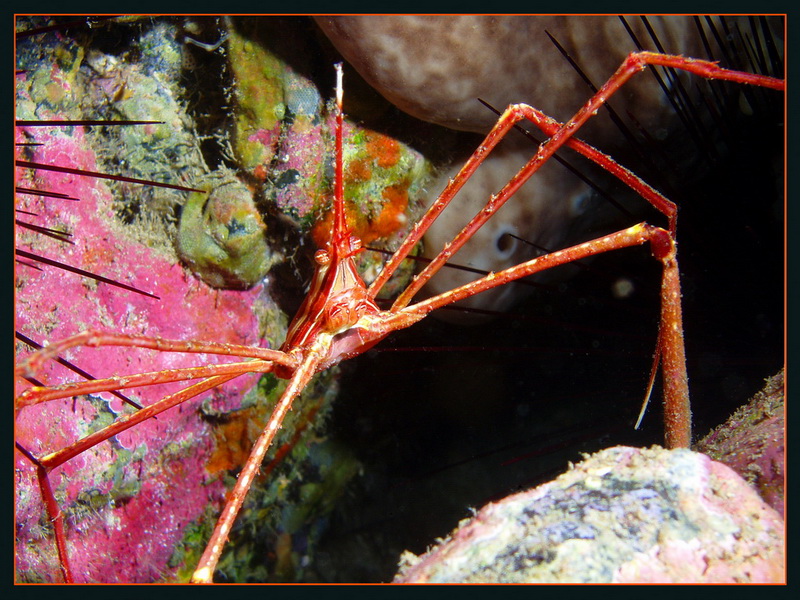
634 374 656 430
191 566 213 584
335 62 343 112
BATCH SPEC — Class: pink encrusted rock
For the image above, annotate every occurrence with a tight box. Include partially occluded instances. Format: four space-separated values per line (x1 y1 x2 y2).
14 18 413 582
695 369 785 517
394 446 785 583
15 122 267 582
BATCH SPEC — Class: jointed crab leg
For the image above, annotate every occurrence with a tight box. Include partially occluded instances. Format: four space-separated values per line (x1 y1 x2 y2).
385 104 674 311
38 373 245 468
14 52 783 583
18 372 242 583
16 360 274 409
362 51 781 451
16 330 295 378
191 348 324 583
388 222 689 447
371 52 783 306
15 443 74 583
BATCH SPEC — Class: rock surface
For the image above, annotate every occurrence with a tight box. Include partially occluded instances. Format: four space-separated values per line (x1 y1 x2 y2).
695 369 785 517
316 16 703 135
394 445 785 583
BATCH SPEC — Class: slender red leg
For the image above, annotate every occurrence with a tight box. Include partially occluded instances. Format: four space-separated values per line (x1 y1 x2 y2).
191 351 323 583
368 52 781 450
17 372 242 583
383 222 690 445
14 51 782 582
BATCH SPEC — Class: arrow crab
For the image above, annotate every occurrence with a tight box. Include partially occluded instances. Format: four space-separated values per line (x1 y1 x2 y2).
14 16 785 583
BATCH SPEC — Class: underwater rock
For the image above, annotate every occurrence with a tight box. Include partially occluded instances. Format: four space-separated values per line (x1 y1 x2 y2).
14 120 263 582
177 172 277 289
14 18 356 583
695 369 785 517
225 20 288 178
394 445 784 583
315 16 703 135
81 19 209 227
226 17 430 232
223 17 431 295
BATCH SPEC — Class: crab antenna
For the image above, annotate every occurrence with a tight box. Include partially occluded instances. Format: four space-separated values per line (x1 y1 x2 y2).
333 62 346 240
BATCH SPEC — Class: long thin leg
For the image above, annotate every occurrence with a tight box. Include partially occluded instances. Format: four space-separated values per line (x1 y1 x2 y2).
36 373 243 468
16 330 296 378
369 52 782 304
17 372 242 583
365 51 781 449
384 222 689 446
15 443 74 583
388 104 675 311
191 348 324 583
16 360 274 410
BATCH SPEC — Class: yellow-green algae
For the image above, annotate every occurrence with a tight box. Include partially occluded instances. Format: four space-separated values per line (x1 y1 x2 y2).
177 172 277 289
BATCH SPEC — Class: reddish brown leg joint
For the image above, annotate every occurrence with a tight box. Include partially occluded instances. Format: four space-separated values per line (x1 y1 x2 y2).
648 227 691 448
16 442 74 583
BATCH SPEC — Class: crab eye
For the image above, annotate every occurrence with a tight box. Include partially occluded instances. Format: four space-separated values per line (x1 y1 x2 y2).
348 236 362 255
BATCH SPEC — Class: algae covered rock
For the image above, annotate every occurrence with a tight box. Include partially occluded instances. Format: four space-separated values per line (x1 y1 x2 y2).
395 445 784 583
695 369 785 517
177 172 277 289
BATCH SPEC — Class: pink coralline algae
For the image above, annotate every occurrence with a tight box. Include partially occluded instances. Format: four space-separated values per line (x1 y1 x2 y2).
15 123 266 582
225 18 430 239
13 17 377 583
695 369 785 517
394 446 785 583
13 17 405 583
